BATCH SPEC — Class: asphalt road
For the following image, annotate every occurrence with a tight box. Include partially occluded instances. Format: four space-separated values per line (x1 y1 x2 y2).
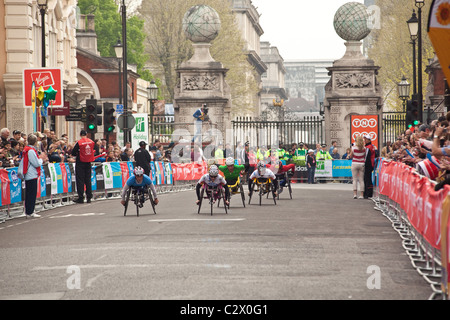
0 182 432 301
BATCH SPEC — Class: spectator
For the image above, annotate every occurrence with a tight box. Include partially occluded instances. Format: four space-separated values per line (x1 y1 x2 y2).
134 141 151 176
342 147 352 160
329 141 337 154
71 130 95 204
350 136 366 199
331 148 340 160
1 128 10 144
11 130 21 142
306 149 316 184
21 134 48 218
363 135 375 199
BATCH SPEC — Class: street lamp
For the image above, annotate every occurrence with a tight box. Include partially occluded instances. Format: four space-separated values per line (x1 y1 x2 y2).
147 80 158 143
121 0 130 145
37 0 48 68
415 0 425 123
113 39 123 105
37 0 48 132
397 76 411 112
407 10 418 96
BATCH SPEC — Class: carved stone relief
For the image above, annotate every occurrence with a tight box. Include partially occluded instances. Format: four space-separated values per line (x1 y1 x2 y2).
335 73 372 89
182 73 220 91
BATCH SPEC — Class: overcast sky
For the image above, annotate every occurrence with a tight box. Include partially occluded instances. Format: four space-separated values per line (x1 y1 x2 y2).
252 0 365 61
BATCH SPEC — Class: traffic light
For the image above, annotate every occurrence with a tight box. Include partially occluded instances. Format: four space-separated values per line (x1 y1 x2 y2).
103 103 115 133
86 99 98 134
405 99 420 129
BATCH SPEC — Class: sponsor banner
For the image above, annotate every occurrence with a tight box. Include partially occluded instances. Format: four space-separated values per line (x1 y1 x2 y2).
331 160 352 178
48 163 58 195
102 162 123 190
155 161 166 185
0 169 10 206
150 162 157 185
315 160 333 178
7 168 22 204
164 162 173 185
350 115 379 149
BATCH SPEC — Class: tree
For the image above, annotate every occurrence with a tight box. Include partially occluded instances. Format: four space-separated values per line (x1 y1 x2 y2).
138 0 259 116
78 0 155 82
368 0 434 111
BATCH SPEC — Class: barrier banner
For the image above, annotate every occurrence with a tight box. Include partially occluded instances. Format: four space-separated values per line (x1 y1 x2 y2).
332 160 352 178
120 162 131 187
155 161 165 185
48 163 58 195
164 162 173 185
7 168 22 204
315 160 333 178
37 165 46 198
91 165 98 191
0 169 10 206
150 162 157 185
102 162 123 190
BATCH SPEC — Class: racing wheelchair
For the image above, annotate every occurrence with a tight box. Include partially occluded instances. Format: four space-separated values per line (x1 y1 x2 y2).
224 176 246 208
123 186 156 217
248 178 277 206
276 171 293 200
197 184 228 216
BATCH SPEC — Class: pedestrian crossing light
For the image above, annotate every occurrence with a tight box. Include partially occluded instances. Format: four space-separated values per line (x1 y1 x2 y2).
103 103 115 133
86 99 98 134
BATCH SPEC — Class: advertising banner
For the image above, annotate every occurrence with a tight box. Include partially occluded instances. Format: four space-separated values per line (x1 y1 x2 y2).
350 115 379 149
315 160 333 178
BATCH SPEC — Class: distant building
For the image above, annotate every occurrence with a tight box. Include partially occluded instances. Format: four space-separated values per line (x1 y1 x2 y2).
259 42 287 121
284 60 333 113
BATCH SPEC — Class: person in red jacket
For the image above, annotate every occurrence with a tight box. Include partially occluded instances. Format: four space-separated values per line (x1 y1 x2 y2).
363 134 376 199
71 130 95 203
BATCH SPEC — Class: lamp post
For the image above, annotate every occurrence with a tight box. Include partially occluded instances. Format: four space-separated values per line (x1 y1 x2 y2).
415 0 425 123
37 0 48 132
121 0 130 145
407 10 418 97
397 76 411 112
147 81 158 144
113 39 123 105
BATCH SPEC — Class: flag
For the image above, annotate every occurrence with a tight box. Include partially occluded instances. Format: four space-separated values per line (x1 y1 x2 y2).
428 0 450 86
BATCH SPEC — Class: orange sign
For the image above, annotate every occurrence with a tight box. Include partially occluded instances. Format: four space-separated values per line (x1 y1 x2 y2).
428 0 450 87
350 115 379 149
23 68 63 107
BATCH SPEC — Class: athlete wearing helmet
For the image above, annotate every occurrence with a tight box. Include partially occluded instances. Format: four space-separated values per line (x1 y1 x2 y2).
196 165 230 205
218 157 245 192
273 159 295 195
120 166 159 207
248 161 278 197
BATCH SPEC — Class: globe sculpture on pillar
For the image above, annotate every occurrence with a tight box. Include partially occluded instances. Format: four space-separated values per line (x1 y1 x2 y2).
182 5 221 43
333 2 371 42
182 5 221 63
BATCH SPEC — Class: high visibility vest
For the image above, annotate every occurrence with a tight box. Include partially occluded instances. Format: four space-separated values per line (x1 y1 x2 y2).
215 148 224 159
256 149 264 161
276 148 285 159
296 148 307 161
78 137 95 162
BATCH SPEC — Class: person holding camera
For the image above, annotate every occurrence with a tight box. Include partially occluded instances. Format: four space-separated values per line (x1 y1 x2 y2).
193 103 210 144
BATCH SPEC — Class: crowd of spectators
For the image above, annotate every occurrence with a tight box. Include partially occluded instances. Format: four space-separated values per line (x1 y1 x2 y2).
381 111 450 191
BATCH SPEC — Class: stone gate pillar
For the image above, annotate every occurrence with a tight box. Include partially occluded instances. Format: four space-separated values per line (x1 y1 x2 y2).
324 2 383 150
173 5 232 145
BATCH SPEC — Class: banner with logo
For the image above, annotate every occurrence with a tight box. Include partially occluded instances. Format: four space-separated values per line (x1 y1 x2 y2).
36 165 46 198
164 162 173 185
102 162 123 190
315 160 333 178
47 163 58 195
350 115 379 149
155 161 166 185
7 168 22 204
331 160 352 178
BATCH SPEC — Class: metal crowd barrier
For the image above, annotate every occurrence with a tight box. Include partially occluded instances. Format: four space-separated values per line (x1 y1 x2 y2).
372 158 448 300
0 161 197 223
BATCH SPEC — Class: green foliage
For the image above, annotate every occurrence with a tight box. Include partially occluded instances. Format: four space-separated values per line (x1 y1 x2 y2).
78 0 153 82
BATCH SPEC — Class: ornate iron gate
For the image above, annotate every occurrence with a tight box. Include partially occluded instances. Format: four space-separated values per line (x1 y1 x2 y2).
232 116 325 148
382 112 405 146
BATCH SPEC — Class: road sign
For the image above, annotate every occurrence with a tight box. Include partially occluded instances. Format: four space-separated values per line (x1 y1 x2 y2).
23 68 63 107
65 107 86 122
117 113 136 131
116 104 124 115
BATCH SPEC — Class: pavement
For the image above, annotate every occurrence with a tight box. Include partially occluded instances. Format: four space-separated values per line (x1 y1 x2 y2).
0 181 434 302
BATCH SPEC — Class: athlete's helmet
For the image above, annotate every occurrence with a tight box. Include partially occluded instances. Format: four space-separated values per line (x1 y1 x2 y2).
134 166 144 176
225 157 234 166
209 165 219 177
257 162 266 174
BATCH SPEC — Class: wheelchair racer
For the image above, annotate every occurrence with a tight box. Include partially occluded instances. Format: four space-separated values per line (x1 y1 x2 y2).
248 162 278 198
120 166 159 207
219 157 245 192
196 165 230 206
273 160 295 195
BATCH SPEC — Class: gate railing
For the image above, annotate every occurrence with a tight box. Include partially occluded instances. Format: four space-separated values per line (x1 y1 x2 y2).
382 112 405 146
232 116 325 148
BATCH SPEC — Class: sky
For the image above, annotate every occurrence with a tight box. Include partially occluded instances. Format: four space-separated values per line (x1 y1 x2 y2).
252 0 365 61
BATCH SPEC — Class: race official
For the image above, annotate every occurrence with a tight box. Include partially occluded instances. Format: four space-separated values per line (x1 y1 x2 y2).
71 130 95 203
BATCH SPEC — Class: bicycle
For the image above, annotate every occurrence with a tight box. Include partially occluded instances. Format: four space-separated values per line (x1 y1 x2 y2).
248 178 277 206
225 176 246 208
123 186 156 217
197 184 228 216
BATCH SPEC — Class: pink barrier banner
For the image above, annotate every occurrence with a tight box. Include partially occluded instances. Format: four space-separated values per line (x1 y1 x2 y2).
171 162 208 182
379 161 450 250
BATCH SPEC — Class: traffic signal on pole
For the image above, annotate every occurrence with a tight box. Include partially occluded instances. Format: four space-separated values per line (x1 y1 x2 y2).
103 103 115 133
86 99 98 134
405 99 420 130
96 104 103 127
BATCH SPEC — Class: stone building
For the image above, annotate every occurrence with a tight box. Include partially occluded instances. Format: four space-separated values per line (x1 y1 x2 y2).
259 41 287 121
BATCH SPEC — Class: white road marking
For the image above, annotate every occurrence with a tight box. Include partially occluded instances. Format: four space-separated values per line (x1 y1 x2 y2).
148 218 245 223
